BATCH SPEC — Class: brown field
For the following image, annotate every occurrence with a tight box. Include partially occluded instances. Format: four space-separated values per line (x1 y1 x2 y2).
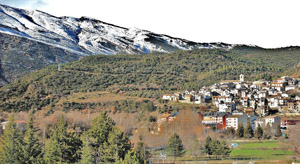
64 91 129 103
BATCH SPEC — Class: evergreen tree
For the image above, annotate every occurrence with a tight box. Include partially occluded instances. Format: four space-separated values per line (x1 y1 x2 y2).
211 139 221 159
20 111 43 164
67 132 82 163
165 133 185 161
236 124 244 138
254 123 264 139
202 136 212 155
116 150 140 164
80 135 95 164
135 138 150 164
88 112 115 148
101 127 131 163
0 115 22 164
244 121 254 138
219 141 231 157
201 137 231 159
44 116 66 163
44 115 82 164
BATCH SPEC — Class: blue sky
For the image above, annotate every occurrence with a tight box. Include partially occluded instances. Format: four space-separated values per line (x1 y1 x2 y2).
0 0 300 48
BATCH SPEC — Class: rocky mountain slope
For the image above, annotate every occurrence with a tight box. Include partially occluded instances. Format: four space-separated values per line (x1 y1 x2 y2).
0 4 232 55
0 4 236 85
0 4 298 87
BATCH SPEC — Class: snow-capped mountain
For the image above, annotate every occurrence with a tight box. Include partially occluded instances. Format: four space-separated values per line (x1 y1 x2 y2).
0 4 233 55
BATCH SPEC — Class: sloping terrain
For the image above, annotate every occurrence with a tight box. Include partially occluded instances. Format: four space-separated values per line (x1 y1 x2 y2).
0 4 232 55
0 4 235 86
0 32 79 85
1 47 300 112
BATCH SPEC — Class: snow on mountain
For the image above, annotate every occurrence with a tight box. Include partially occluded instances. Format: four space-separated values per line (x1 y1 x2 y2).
0 4 233 55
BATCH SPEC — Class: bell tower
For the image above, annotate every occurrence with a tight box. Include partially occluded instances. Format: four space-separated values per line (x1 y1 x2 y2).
240 74 244 82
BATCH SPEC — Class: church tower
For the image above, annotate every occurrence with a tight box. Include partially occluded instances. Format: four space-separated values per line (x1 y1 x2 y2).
240 74 244 82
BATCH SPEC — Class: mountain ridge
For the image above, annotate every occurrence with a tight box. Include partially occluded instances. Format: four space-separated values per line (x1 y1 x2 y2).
0 4 234 55
1 3 300 87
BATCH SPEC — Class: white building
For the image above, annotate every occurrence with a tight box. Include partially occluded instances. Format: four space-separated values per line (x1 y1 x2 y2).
285 85 296 91
194 95 204 104
254 119 264 130
264 115 281 127
226 114 248 130
269 97 279 108
162 94 177 101
240 74 245 82
219 103 229 112
201 112 228 125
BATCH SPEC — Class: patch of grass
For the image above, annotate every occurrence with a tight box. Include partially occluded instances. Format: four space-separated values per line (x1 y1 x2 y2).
237 140 279 149
230 149 293 157
230 140 293 158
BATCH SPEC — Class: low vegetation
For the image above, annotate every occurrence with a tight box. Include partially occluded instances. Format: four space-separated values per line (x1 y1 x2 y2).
1 46 300 112
230 140 293 159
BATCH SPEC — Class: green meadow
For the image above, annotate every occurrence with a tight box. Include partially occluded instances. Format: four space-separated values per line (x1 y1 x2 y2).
230 140 293 158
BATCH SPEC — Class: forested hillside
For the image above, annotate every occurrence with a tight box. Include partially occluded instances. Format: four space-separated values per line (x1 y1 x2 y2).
1 46 300 112
0 32 80 86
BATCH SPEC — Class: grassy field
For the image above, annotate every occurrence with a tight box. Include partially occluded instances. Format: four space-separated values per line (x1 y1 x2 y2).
151 140 295 164
230 140 293 159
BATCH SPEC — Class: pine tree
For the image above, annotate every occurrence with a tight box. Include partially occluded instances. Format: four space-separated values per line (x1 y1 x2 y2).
202 136 212 155
219 141 231 157
66 132 82 163
135 138 150 164
254 123 264 139
201 138 231 159
116 150 140 164
88 112 115 148
44 115 82 164
80 135 95 164
101 127 131 163
44 116 66 163
236 124 244 138
0 115 22 164
211 139 221 159
244 121 254 138
165 133 185 161
20 111 43 164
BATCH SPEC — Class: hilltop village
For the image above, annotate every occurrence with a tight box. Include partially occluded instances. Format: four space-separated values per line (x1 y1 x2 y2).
161 74 300 132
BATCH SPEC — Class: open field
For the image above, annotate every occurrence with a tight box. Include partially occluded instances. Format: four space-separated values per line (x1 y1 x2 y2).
151 140 295 163
204 159 293 164
65 91 129 103
148 159 294 164
230 140 293 158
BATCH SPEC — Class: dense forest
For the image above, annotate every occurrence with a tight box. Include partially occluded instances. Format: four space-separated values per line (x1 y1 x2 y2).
0 111 151 164
1 46 300 112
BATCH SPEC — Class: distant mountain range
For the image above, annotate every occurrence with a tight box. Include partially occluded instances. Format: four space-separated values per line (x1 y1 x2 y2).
0 4 233 55
0 4 299 86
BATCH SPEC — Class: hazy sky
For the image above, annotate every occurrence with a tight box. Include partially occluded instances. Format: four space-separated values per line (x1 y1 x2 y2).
1 0 300 48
